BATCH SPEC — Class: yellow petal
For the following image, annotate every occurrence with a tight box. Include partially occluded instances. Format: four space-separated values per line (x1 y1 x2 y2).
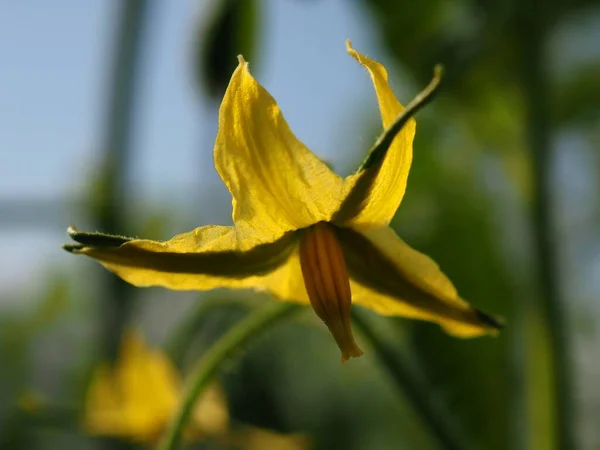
187 384 229 439
337 226 502 337
69 226 310 305
215 56 345 242
85 332 233 444
85 332 180 443
342 41 416 227
232 428 312 450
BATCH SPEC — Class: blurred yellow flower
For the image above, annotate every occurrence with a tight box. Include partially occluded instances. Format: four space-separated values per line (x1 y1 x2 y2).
66 41 501 363
84 331 228 444
228 428 311 450
17 391 44 415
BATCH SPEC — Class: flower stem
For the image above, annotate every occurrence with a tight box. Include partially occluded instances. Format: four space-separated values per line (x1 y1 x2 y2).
352 310 466 450
165 296 253 367
157 302 301 450
517 8 575 449
97 0 150 364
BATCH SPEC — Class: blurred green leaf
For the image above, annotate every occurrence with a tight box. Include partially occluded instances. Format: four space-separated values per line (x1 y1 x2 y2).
195 0 261 99
2 276 71 355
0 276 71 449
552 63 600 127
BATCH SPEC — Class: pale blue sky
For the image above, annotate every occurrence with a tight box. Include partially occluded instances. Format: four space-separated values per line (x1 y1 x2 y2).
0 0 395 295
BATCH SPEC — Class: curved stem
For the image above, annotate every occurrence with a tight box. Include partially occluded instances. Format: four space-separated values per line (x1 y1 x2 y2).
166 296 253 367
157 302 301 450
352 310 466 450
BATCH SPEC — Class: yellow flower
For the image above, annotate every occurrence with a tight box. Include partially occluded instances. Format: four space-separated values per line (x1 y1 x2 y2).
66 41 501 363
84 331 228 444
228 428 311 450
17 391 44 415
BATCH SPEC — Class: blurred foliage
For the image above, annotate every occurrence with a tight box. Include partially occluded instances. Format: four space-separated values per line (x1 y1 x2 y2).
0 276 71 449
195 0 260 99
403 139 517 449
553 63 600 127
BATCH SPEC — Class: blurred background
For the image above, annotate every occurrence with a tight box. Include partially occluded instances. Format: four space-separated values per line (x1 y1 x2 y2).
1 0 599 449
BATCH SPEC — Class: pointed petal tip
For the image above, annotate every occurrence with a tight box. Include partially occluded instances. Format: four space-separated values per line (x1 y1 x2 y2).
62 244 84 254
345 39 359 60
434 64 445 78
237 54 246 65
475 309 505 333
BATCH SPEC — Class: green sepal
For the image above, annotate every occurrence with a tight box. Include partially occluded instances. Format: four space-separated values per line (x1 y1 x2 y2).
67 225 132 247
332 65 444 225
64 226 299 279
62 244 85 253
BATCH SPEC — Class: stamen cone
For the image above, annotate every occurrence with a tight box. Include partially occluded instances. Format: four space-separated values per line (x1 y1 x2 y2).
299 222 363 363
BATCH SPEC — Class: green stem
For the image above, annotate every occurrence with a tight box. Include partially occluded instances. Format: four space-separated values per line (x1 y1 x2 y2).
97 0 150 363
96 4 150 449
352 310 466 450
157 302 301 450
166 296 253 367
517 7 575 450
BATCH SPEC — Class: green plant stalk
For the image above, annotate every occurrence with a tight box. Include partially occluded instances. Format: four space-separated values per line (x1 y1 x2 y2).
166 296 253 367
94 4 151 449
517 7 575 450
96 0 150 364
352 310 466 450
157 302 301 450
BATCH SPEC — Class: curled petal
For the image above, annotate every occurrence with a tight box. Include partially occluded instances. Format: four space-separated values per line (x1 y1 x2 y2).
337 226 502 337
340 41 416 227
215 56 345 243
